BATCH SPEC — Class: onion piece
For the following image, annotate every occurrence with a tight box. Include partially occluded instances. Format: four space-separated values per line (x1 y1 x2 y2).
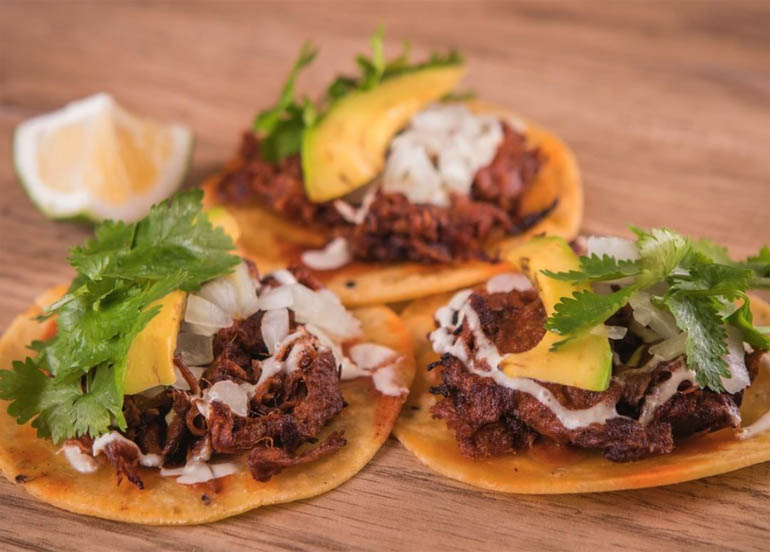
586 236 640 261
197 278 239 320
261 308 289 354
648 332 686 361
172 364 205 391
301 237 352 271
291 283 361 340
591 325 628 340
259 284 293 310
349 343 397 371
182 321 220 337
226 262 260 318
176 332 214 366
184 295 232 328
205 380 251 417
270 269 297 285
486 273 533 294
722 326 750 393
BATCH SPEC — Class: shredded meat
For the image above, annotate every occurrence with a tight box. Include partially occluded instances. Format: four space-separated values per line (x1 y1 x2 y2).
109 266 348 488
429 288 748 463
248 431 347 482
469 288 546 353
101 440 144 490
214 124 548 264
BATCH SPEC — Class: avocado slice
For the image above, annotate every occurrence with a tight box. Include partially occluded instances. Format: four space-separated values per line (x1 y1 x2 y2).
499 237 612 391
301 65 466 202
124 290 187 394
122 207 240 394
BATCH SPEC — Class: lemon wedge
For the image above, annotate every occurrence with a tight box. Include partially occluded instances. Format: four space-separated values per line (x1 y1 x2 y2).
14 93 193 222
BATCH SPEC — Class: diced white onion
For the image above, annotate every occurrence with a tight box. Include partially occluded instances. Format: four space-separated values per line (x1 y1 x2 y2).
258 284 293 311
301 237 352 271
591 325 628 340
226 262 260 318
486 272 533 294
270 269 297 285
176 332 214 366
722 326 750 393
184 295 232 328
349 343 397 371
172 364 205 390
205 380 251 417
648 332 686 361
629 291 680 338
182 321 220 337
291 283 361 340
261 308 289 354
381 104 504 207
586 236 640 261
197 278 239 320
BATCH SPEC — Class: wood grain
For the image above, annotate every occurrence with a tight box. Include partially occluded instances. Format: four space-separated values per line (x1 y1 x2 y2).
0 1 768 550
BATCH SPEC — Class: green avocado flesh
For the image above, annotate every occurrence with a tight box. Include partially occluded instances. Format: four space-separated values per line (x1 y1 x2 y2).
300 65 465 203
500 237 613 392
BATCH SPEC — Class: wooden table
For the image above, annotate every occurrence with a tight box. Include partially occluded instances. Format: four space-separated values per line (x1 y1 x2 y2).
1 2 768 550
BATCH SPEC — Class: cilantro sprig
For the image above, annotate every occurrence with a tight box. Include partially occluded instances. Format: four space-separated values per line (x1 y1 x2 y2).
0 190 239 442
253 26 463 162
543 228 770 391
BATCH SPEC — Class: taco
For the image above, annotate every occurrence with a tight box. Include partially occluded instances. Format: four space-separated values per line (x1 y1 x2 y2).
202 30 582 306
395 231 770 493
0 190 415 524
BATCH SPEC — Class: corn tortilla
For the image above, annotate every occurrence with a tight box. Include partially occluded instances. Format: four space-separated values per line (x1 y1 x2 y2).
0 287 416 524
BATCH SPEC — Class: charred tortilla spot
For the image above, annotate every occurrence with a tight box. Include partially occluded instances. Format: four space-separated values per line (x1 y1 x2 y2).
14 474 27 483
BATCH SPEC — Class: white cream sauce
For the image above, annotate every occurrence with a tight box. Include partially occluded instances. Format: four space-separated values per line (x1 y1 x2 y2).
160 460 239 485
638 360 694 425
92 431 163 468
301 237 352 271
59 442 99 473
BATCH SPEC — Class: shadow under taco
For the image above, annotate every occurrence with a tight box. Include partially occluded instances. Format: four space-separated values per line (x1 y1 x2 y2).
202 30 582 307
395 232 770 493
0 191 415 524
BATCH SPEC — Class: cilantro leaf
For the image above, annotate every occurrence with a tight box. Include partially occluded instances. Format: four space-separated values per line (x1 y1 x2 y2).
254 41 317 136
632 227 690 287
666 293 729 391
252 27 463 162
542 254 640 283
727 299 770 350
0 190 239 442
690 238 731 264
742 245 770 276
668 263 753 300
545 286 638 350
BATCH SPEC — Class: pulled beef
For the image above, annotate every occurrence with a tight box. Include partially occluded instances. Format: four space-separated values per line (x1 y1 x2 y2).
429 287 749 463
215 132 343 226
109 267 348 488
100 439 145 490
248 431 346 482
213 124 547 264
469 289 546 354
